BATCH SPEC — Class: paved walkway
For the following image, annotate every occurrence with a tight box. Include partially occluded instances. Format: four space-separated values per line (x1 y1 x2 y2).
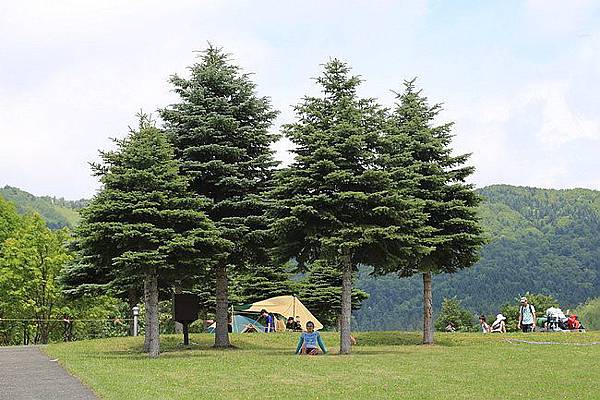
0 346 98 400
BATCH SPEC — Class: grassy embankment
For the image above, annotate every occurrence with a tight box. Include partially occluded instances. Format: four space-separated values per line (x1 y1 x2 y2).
45 331 600 400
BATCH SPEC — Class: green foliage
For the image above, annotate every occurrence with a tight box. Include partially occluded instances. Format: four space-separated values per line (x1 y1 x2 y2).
434 297 476 332
0 186 85 229
297 260 369 329
62 295 131 340
500 292 559 332
575 298 600 330
0 195 20 245
0 213 72 344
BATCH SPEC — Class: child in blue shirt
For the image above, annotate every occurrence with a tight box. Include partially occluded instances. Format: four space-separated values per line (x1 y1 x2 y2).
295 321 327 355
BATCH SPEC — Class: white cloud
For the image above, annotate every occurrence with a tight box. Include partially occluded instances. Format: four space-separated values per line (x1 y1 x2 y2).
521 81 600 147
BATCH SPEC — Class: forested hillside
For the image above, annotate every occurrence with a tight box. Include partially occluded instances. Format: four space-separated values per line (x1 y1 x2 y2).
0 186 86 229
3 184 599 331
354 185 600 330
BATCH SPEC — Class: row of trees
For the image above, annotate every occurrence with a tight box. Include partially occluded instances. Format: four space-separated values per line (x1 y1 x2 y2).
63 46 484 357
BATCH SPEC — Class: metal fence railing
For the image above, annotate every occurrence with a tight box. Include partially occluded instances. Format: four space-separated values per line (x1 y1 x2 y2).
0 318 134 346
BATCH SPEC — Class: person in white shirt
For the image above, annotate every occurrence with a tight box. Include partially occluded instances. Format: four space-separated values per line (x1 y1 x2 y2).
517 297 536 333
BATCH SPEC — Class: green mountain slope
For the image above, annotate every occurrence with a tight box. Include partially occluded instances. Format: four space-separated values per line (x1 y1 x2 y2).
354 185 600 330
0 186 87 229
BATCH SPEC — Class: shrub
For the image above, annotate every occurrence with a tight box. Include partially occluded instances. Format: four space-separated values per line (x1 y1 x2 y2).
575 298 600 330
435 297 476 332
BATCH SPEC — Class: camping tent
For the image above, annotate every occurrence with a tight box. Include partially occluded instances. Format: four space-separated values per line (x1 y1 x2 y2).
206 314 265 333
237 295 324 331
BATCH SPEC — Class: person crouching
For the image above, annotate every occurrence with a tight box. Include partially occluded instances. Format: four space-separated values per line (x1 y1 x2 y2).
295 321 327 355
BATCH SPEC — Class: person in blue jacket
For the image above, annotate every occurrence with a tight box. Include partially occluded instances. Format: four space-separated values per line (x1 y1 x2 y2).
261 309 275 332
295 321 327 355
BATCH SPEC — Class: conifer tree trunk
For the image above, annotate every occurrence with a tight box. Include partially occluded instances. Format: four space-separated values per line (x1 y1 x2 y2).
214 263 231 348
422 271 434 345
340 252 353 355
143 278 150 353
145 268 160 358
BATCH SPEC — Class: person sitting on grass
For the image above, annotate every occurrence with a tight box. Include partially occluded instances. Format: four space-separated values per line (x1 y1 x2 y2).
490 314 507 333
294 316 302 332
479 315 491 333
286 316 296 331
295 321 327 355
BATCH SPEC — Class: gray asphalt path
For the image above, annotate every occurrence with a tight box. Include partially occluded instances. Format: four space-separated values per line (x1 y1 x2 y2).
0 346 98 400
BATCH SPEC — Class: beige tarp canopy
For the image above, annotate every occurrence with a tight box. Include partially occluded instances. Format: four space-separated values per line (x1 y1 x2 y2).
239 295 324 330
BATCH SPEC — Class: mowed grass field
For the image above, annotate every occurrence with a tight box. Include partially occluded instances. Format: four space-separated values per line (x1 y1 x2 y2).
45 331 600 400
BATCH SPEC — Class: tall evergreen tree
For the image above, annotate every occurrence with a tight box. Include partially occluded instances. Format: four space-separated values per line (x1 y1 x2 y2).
160 46 279 348
389 80 486 344
297 260 368 329
271 60 426 354
74 115 226 357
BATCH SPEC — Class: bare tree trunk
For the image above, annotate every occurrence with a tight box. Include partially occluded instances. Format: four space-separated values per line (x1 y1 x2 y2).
339 251 353 355
214 263 230 348
173 286 183 334
422 271 434 345
40 321 50 344
145 268 160 358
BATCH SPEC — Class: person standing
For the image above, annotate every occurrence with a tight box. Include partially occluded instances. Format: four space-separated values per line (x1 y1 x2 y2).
261 309 275 333
517 297 536 332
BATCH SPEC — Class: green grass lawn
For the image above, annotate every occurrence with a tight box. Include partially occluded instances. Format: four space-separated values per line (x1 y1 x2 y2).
45 331 600 400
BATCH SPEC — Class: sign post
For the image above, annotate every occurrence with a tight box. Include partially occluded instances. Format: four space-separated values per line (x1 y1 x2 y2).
173 294 199 345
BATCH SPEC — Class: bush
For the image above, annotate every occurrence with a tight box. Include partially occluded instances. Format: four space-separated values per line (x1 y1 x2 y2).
500 292 558 332
435 297 476 332
575 298 600 330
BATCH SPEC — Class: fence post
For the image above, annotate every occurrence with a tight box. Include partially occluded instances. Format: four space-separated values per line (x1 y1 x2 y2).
132 306 139 337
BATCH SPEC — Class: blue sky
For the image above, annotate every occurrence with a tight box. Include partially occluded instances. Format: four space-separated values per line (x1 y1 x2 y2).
1 0 599 199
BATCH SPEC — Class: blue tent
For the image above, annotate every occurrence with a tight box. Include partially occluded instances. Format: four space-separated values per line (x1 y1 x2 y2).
206 314 265 333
